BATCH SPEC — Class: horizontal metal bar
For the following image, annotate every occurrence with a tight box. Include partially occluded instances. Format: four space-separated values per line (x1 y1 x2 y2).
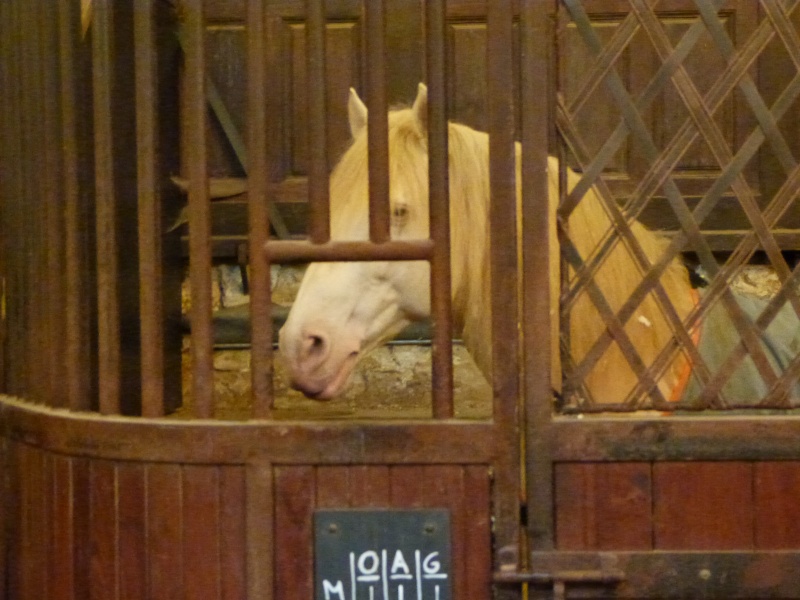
264 239 434 263
516 550 800 598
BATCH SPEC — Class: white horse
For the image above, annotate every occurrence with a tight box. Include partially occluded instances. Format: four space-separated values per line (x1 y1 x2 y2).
278 84 695 403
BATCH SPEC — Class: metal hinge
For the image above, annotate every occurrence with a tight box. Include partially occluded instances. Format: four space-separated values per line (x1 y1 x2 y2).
493 547 625 600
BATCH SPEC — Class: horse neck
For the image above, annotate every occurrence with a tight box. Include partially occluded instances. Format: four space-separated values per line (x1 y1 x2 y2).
446 123 494 379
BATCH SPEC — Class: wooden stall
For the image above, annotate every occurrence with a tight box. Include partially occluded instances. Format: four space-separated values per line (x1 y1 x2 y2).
1 1 800 599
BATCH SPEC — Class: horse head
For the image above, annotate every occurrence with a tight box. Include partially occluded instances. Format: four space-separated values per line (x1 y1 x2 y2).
278 84 435 399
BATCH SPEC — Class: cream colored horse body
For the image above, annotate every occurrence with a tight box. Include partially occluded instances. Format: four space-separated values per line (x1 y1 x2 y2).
279 84 694 403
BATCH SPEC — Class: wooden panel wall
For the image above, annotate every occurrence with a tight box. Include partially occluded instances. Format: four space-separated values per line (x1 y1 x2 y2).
274 464 492 599
3 441 491 599
4 442 247 600
555 461 800 551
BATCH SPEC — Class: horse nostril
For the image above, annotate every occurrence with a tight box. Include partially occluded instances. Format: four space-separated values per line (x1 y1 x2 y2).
302 330 329 360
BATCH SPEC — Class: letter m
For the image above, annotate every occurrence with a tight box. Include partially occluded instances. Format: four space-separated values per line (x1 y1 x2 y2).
323 580 346 600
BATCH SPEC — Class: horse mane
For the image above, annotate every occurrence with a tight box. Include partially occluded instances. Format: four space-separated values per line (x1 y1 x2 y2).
329 105 694 404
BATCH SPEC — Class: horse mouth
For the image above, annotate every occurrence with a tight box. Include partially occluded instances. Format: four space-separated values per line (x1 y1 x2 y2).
290 351 359 400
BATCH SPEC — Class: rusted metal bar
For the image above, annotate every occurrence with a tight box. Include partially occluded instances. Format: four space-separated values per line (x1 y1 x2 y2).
487 0 521 576
264 239 433 263
364 0 391 243
184 0 215 418
306 0 330 244
134 0 165 417
247 0 274 418
59 0 91 411
92 0 121 415
425 0 453 419
521 0 556 552
40 0 66 409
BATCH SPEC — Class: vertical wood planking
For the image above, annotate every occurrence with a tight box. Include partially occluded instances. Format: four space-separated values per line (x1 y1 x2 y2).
59 0 92 411
184 0 215 418
306 0 330 243
92 0 122 414
246 463 274 600
117 464 146 600
351 465 391 506
364 0 391 243
425 0 454 419
147 464 184 600
654 462 754 549
183 466 222 599
221 467 247 600
316 465 353 506
247 0 274 417
50 455 76 600
274 466 315 598
134 0 166 417
390 465 426 507
25 445 48 599
73 458 92 599
463 465 492 599
554 463 653 550
424 466 466 599
755 462 800 548
89 461 117 600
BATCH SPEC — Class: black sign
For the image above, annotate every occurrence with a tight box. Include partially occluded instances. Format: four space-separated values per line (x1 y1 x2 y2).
314 509 451 600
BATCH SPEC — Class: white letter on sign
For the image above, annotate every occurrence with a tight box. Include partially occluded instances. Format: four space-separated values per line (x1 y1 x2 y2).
322 580 345 600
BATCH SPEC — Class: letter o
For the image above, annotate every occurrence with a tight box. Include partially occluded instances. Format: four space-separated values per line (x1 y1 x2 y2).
357 551 380 575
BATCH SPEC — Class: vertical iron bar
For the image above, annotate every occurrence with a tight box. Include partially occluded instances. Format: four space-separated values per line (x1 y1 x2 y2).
248 0 274 418
522 0 556 552
364 0 391 243
184 0 215 418
92 0 121 414
425 0 453 418
40 0 66 408
59 0 91 411
134 0 165 417
306 0 330 243
24 0 48 403
487 0 521 575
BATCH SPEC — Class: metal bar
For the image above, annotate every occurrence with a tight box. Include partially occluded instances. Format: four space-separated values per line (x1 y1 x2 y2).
174 27 291 241
40 0 66 409
425 0 453 419
264 239 434 263
487 0 521 574
0 0 7 392
247 0 274 418
521 0 556 553
306 0 330 244
23 0 48 404
184 0 215 418
134 0 165 417
92 0 121 414
364 0 391 243
59 0 91 411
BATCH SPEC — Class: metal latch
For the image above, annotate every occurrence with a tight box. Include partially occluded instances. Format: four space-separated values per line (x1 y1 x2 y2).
493 547 625 600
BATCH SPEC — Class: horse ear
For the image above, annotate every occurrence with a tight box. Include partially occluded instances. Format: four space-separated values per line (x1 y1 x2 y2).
411 82 428 135
348 87 368 138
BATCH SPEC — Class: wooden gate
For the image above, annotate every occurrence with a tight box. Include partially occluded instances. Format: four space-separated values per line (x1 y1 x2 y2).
2 1 800 599
505 2 800 598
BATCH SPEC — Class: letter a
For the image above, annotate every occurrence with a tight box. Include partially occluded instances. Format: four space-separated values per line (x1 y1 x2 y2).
390 550 412 576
